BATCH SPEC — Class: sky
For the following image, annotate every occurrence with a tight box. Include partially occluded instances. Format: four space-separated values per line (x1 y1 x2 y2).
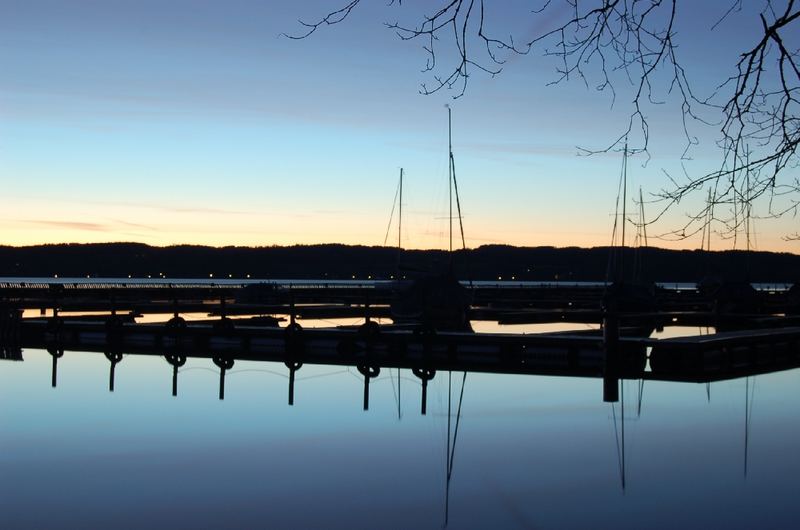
1 0 798 252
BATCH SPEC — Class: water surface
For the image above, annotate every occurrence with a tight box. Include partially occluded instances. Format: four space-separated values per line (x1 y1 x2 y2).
1 328 798 529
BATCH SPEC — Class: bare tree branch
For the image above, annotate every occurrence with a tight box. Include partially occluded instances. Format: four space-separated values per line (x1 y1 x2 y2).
286 1 800 243
281 1 362 40
656 0 799 245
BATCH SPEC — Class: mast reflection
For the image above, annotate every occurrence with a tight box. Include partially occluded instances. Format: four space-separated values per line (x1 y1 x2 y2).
444 371 467 527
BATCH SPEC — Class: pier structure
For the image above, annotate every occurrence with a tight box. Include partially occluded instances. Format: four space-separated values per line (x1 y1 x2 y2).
0 278 797 329
1 277 799 405
4 312 799 406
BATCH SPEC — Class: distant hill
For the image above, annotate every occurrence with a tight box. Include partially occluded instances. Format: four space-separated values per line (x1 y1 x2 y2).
0 243 797 282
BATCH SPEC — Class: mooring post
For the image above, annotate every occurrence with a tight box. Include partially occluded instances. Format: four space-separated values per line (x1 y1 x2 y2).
364 290 371 324
47 305 63 341
289 291 296 327
603 319 620 403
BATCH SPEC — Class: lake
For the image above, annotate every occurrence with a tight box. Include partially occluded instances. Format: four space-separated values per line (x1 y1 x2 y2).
2 319 799 529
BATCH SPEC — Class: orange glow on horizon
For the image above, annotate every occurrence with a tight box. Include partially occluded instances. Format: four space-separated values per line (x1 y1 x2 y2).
1 198 797 254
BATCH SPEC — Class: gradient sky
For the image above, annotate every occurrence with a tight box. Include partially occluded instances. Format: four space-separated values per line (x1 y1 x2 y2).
1 1 797 252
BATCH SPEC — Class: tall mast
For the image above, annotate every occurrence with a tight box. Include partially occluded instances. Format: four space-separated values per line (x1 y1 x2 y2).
448 105 453 254
621 141 628 251
620 141 628 282
398 168 403 249
638 186 647 248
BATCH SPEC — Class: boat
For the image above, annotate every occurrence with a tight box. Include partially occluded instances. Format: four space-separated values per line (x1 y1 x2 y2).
390 107 472 332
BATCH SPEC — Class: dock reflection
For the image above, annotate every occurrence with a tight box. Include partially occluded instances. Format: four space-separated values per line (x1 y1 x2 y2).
1 338 792 527
20 327 800 406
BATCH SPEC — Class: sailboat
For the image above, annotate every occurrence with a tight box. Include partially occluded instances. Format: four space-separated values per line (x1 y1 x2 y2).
390 106 472 332
697 160 761 317
604 144 659 312
602 145 652 402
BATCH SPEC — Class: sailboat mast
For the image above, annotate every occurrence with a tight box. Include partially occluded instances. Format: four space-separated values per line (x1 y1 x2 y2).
448 105 453 254
639 186 647 247
620 142 628 282
398 168 403 249
621 142 628 251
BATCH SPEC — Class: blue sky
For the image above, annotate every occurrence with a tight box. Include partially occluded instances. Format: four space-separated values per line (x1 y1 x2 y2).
1 1 797 251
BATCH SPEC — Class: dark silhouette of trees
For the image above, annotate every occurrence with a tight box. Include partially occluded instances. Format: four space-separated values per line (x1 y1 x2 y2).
286 1 799 242
1 243 799 282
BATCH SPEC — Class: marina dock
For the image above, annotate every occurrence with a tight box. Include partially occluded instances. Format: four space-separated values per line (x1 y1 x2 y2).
2 278 800 404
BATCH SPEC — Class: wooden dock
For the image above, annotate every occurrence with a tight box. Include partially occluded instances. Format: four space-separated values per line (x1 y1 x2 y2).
9 316 800 388
3 278 800 404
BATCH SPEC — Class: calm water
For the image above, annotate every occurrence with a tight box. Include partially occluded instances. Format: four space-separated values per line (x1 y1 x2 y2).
2 326 799 529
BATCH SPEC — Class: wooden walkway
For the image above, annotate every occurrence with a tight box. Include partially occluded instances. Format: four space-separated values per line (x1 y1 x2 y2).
10 317 800 387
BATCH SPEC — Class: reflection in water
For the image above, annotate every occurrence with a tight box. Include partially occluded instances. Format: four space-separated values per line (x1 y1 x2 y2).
165 353 186 396
358 364 380 410
744 376 756 478
444 371 467 527
637 378 645 417
212 356 235 400
47 346 63 387
104 351 123 391
389 367 402 419
3 330 800 527
286 360 302 405
611 381 627 491
413 367 436 415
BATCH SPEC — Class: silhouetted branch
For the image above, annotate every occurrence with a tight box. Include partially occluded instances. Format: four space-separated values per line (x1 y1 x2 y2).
287 1 799 242
281 1 362 40
655 0 799 243
285 0 531 97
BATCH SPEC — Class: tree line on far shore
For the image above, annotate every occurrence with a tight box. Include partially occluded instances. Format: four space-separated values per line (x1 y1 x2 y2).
0 243 796 283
